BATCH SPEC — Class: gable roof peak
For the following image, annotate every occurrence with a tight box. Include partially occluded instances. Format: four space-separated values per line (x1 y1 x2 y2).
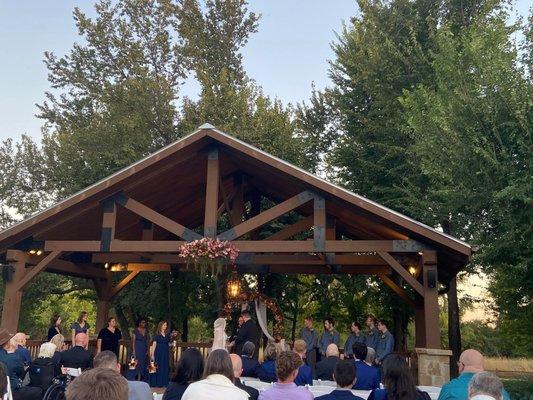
197 122 216 130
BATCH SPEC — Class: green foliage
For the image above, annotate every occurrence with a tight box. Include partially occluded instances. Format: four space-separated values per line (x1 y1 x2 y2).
502 378 533 400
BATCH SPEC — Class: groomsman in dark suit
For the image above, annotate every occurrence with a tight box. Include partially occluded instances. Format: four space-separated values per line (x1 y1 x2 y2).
234 310 259 359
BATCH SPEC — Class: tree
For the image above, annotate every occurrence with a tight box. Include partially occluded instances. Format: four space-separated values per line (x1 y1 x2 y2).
401 8 532 356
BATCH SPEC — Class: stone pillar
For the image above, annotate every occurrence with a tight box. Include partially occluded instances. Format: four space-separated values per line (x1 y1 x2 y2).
1 250 26 332
414 348 452 387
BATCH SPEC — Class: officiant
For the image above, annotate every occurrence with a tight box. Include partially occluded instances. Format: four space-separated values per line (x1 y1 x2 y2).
234 310 259 359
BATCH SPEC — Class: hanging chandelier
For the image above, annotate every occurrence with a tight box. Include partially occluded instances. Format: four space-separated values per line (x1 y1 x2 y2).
226 270 242 299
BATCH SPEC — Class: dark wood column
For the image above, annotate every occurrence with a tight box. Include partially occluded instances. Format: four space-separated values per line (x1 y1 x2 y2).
93 275 112 332
415 251 440 348
1 250 26 332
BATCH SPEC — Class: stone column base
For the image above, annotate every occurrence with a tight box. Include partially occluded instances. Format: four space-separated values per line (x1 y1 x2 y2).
414 348 452 387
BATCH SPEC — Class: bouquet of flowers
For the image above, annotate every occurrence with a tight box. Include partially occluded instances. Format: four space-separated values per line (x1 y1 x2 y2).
148 359 158 374
128 356 138 370
178 238 239 275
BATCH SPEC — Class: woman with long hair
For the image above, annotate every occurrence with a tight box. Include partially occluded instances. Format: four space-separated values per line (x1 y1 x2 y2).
47 315 61 341
149 320 175 388
182 349 248 400
368 354 430 400
71 311 90 346
163 348 204 400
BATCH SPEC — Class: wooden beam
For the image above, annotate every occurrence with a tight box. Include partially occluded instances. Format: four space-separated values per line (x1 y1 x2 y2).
115 194 201 241
313 195 326 252
267 265 391 275
218 191 314 240
422 251 440 348
1 257 25 331
204 148 219 237
48 240 425 254
378 251 425 296
47 261 108 279
107 271 141 300
16 251 62 291
100 198 116 252
378 274 415 307
229 174 244 227
264 216 313 241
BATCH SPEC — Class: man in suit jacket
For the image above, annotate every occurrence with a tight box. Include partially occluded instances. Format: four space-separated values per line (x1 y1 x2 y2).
315 361 365 400
241 341 261 378
314 343 340 381
230 354 259 400
60 333 92 370
352 343 380 390
234 310 259 358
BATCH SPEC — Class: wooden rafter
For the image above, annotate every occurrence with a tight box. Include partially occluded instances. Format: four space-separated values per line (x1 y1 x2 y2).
313 195 326 251
218 191 314 240
115 194 201 241
264 216 313 241
107 271 141 300
378 251 425 296
204 148 219 237
16 251 62 291
378 274 415 307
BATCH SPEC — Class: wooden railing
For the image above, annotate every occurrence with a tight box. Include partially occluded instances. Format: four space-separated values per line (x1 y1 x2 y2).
27 340 213 373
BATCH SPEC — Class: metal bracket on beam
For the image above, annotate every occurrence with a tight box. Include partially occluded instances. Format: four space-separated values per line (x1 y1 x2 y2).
218 228 235 241
392 240 426 252
235 253 253 264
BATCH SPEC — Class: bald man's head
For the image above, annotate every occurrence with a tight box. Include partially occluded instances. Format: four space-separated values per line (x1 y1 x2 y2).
74 333 88 347
459 349 484 373
326 343 340 358
229 353 242 379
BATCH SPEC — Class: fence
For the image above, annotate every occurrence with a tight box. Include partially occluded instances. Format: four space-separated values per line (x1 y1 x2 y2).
26 340 212 373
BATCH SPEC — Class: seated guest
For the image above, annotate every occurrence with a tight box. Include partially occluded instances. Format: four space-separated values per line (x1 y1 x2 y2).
314 343 340 381
316 360 366 400
293 339 312 386
468 372 504 400
375 320 394 364
12 333 31 366
241 341 261 378
368 354 429 400
438 350 510 400
50 334 65 366
343 322 365 359
258 343 277 382
1 337 42 400
94 350 152 400
29 342 60 393
352 343 379 390
230 354 259 400
182 349 248 400
163 348 204 400
60 333 92 370
258 351 313 400
66 367 128 400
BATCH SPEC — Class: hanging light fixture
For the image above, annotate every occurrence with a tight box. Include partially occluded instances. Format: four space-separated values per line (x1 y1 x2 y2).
408 265 418 276
226 270 242 299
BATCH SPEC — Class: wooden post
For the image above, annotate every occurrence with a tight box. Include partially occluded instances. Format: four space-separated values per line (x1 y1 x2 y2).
0 251 26 332
93 275 112 332
313 195 326 252
415 251 440 349
100 198 116 252
204 148 219 238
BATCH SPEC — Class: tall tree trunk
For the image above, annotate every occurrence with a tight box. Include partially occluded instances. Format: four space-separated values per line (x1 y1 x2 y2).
442 219 461 378
115 303 131 341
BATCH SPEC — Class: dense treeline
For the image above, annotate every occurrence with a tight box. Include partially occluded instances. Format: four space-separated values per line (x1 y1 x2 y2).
0 0 531 361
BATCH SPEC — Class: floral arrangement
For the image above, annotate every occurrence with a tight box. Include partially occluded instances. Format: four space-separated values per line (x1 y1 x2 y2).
223 291 284 336
178 237 239 275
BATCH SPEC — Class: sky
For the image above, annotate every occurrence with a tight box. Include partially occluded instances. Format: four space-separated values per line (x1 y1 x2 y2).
2 1 528 143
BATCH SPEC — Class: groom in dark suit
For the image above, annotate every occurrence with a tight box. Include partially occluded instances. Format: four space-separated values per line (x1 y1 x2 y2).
234 310 259 359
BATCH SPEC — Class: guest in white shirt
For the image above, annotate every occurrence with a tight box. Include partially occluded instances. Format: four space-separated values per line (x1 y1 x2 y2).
468 372 504 400
182 349 248 400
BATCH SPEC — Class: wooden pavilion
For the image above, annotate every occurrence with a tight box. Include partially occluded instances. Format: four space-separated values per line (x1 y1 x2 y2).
0 124 470 383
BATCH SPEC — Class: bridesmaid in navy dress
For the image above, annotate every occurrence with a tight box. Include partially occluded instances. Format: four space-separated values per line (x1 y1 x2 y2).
150 321 177 388
132 317 150 382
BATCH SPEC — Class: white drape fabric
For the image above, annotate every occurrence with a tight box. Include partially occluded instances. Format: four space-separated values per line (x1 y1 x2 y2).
211 317 228 351
254 299 274 341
